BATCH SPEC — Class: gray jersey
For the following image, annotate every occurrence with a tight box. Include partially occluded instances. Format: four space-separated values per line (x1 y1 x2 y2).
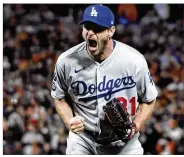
51 40 158 133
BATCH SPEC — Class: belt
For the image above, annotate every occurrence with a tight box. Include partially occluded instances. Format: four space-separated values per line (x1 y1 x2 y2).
85 130 120 145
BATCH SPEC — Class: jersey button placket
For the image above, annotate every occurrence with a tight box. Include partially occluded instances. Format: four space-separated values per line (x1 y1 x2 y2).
96 65 102 131
96 65 102 104
96 65 106 122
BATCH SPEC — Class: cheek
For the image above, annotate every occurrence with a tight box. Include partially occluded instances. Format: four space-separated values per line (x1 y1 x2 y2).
98 34 109 45
82 30 87 40
99 32 109 40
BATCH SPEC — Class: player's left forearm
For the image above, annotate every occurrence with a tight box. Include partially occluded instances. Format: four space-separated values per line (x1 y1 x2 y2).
133 99 156 132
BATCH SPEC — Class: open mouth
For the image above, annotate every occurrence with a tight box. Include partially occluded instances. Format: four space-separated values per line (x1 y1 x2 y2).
88 39 97 48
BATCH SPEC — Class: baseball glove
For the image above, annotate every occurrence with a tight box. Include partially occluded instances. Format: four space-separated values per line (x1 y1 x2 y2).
103 98 137 142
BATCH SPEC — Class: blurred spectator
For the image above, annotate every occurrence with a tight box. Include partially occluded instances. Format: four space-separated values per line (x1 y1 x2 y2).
51 128 67 154
42 143 53 154
140 10 159 26
3 118 13 148
21 123 45 155
14 142 23 155
3 97 25 142
154 4 170 21
166 117 183 142
117 4 138 24
156 138 176 154
155 116 183 155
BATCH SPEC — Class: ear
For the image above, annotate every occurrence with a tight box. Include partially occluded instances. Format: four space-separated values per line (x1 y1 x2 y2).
109 26 116 38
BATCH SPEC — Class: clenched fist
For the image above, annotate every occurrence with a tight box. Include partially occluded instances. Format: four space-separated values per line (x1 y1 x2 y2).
68 116 85 134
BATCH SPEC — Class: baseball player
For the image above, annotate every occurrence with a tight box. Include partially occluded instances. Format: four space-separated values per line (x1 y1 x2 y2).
51 4 158 155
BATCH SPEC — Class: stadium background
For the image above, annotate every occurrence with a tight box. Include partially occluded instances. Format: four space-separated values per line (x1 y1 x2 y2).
3 4 184 155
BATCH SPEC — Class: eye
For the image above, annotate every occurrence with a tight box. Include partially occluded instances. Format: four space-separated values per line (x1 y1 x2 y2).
93 26 107 33
84 23 107 33
83 23 90 30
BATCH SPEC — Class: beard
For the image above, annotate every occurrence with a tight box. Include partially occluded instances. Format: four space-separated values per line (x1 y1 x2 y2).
90 37 112 63
93 37 109 57
99 37 109 54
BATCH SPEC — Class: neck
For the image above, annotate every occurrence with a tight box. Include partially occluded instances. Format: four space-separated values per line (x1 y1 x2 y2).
93 39 114 62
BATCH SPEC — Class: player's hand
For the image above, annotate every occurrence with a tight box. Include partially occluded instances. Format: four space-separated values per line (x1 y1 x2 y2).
68 116 85 134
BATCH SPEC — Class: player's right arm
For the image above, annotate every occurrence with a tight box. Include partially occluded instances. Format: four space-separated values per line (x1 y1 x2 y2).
51 56 84 134
54 98 84 134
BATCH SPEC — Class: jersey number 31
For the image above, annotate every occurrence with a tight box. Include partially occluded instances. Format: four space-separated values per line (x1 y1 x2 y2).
117 97 136 116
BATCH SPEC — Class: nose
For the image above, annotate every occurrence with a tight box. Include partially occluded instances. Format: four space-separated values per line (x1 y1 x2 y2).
87 29 95 38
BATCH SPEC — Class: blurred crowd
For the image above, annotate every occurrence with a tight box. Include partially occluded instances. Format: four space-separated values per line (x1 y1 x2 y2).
3 4 184 155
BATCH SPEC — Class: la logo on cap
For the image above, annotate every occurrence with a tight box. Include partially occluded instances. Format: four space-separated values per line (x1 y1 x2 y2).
90 7 98 17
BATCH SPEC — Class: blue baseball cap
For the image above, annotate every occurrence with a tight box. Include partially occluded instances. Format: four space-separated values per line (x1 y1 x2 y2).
79 4 115 28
